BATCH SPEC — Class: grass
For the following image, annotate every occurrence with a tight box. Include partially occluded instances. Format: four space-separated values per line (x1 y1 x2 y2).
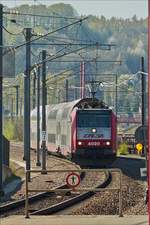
3 118 23 141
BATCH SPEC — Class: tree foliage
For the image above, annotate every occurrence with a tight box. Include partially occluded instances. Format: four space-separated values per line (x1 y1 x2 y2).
3 3 147 114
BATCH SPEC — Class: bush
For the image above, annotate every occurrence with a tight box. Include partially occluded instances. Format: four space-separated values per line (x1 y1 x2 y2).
117 143 128 155
3 117 23 142
3 119 15 140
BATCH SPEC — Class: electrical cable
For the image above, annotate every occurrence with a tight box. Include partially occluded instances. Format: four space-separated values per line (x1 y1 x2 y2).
46 35 93 44
31 45 87 74
3 16 88 56
48 64 80 79
5 16 61 27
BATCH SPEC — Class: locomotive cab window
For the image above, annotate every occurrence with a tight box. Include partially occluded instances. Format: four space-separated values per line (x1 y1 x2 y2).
77 110 111 128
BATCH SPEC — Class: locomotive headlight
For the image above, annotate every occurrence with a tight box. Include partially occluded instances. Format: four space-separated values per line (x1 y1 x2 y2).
106 141 110 146
92 128 97 133
78 141 82 146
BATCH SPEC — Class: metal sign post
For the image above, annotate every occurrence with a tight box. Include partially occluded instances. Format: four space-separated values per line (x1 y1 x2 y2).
41 50 47 173
65 79 69 102
80 61 85 99
36 66 41 166
24 28 32 182
0 3 3 196
148 0 150 223
0 5 16 194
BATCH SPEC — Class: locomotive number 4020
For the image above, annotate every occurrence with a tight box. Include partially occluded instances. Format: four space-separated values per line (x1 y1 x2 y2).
87 142 101 146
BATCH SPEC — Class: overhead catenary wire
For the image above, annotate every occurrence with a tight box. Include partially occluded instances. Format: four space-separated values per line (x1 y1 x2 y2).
31 44 70 61
44 35 94 44
31 41 115 47
42 47 118 69
46 64 81 82
33 22 105 47
6 17 65 28
33 60 122 63
30 45 88 72
3 16 88 56
3 10 118 95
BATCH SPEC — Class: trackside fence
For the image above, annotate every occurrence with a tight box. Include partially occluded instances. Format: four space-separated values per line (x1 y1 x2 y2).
25 168 123 218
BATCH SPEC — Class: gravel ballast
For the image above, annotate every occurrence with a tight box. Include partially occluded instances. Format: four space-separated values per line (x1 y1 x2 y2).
71 174 147 215
2 143 148 216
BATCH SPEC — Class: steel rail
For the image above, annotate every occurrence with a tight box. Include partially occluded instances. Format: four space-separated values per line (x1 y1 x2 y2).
25 169 123 218
30 170 112 216
0 159 82 214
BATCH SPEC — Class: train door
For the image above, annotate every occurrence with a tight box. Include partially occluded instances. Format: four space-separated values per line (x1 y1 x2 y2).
66 115 72 153
56 121 61 148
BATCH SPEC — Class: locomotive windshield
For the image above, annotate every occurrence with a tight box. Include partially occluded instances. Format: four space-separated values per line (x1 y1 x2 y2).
77 110 111 128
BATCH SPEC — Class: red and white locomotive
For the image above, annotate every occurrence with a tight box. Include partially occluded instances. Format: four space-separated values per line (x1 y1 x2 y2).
31 98 117 165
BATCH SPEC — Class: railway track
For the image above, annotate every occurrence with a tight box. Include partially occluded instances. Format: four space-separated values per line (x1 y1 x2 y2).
6 143 147 216
0 170 111 217
31 170 111 216
0 183 68 214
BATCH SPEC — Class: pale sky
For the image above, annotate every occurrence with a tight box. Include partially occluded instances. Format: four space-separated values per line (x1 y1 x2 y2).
0 0 148 19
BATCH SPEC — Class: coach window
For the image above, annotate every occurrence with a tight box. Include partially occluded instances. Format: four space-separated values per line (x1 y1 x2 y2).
62 107 70 119
48 110 57 119
31 115 37 121
48 134 56 143
56 122 61 134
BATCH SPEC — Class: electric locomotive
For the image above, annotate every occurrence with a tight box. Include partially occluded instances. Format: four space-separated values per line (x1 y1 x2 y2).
31 98 117 166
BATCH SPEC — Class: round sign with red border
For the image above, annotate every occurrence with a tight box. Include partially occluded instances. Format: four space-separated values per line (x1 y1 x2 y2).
66 172 80 188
